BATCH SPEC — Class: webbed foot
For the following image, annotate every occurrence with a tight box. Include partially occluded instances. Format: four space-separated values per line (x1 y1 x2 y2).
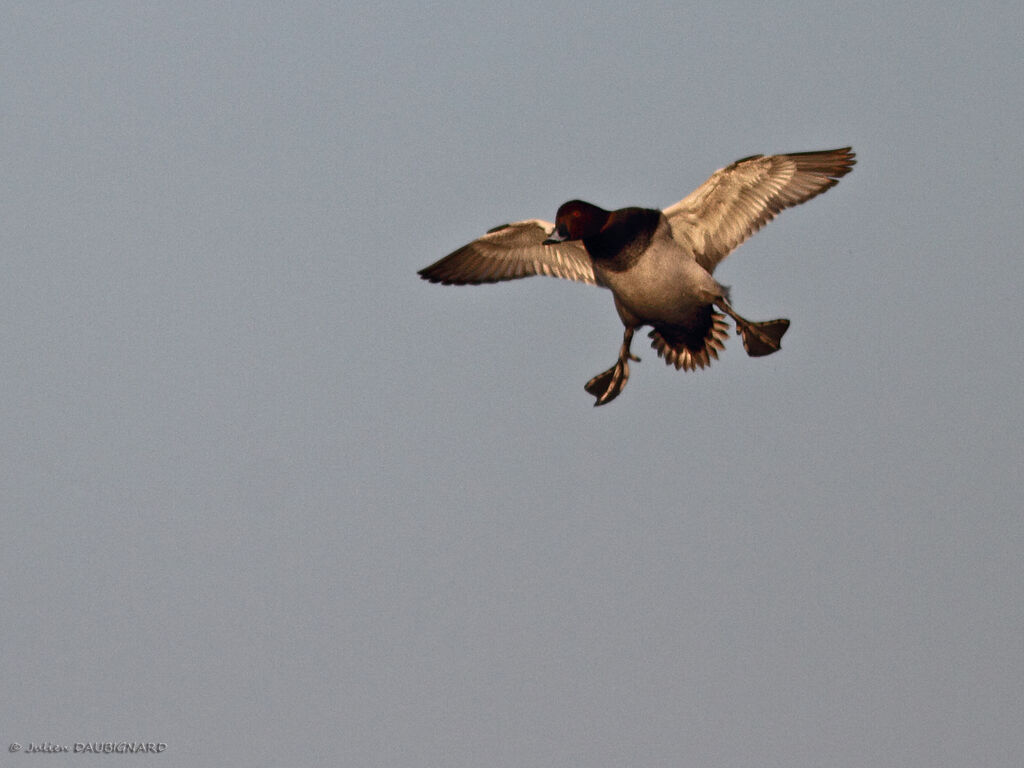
585 359 631 406
736 318 790 356
584 328 639 406
715 298 789 358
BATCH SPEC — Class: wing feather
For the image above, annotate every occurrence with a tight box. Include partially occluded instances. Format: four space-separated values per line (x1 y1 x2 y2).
663 148 855 273
418 219 598 286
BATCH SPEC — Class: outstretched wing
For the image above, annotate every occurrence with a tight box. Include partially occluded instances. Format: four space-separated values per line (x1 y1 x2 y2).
663 147 855 273
418 219 598 286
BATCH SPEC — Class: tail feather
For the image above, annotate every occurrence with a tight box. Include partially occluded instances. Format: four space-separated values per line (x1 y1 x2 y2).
648 311 729 371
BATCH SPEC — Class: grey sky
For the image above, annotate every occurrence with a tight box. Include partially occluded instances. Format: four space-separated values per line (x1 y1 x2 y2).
2 2 1022 766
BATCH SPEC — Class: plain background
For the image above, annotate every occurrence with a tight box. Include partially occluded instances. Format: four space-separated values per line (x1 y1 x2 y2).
2 2 1022 766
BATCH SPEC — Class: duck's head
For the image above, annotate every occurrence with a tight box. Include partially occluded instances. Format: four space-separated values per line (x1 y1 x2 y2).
543 200 610 244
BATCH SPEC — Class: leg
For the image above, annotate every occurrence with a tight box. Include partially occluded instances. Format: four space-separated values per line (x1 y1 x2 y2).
584 326 640 406
714 298 790 357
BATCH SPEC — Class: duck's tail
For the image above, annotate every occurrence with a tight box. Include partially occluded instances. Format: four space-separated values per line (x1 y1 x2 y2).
648 309 729 371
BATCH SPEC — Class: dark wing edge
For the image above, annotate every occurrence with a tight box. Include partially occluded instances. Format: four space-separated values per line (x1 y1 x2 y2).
418 219 598 286
663 147 856 273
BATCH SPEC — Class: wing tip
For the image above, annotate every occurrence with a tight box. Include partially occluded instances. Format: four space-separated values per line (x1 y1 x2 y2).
791 146 857 179
417 267 445 284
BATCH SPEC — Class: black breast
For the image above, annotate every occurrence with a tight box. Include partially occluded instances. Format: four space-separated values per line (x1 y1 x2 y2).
582 207 662 272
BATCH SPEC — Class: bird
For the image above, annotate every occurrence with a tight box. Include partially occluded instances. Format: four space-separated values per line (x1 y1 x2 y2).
418 147 855 405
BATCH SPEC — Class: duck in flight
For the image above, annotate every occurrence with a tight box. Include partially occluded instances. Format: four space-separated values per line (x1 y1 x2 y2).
419 147 855 405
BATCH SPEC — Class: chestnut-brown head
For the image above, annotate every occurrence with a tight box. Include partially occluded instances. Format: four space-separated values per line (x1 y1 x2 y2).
543 200 611 244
